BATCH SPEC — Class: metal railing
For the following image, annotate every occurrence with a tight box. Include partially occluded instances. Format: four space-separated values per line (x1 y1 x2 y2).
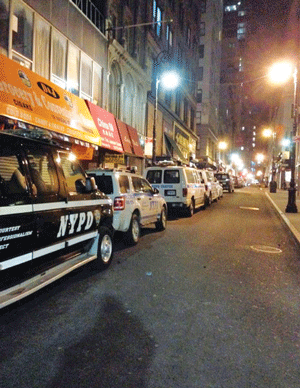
71 0 105 33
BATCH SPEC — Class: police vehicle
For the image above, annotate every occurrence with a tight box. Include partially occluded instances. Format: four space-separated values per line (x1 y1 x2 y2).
0 118 114 309
87 168 167 245
145 164 206 217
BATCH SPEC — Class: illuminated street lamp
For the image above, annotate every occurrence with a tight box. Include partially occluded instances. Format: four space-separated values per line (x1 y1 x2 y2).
152 71 180 164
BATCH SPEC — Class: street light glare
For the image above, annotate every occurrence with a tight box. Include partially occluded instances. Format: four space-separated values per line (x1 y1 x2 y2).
160 71 180 89
268 62 293 85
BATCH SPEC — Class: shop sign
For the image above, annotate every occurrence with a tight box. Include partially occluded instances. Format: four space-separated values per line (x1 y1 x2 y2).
0 54 100 145
72 144 94 160
85 101 123 153
104 153 125 164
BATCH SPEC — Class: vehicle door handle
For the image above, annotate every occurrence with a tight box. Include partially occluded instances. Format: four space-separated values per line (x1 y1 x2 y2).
137 197 141 200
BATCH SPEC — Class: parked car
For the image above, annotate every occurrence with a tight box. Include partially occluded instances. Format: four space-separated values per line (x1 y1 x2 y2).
145 165 206 217
0 126 114 308
87 169 167 245
215 177 223 199
198 169 219 206
214 172 235 193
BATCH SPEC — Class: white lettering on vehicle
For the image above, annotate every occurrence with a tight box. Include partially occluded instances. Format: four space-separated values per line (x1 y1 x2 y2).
0 231 33 241
57 211 94 238
0 244 9 250
0 225 21 234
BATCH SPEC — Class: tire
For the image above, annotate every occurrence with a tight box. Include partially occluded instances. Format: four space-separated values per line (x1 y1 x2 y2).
126 213 140 245
186 200 194 217
156 207 167 231
96 226 114 270
205 193 212 206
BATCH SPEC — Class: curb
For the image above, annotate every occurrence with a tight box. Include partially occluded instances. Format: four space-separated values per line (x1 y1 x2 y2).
265 191 300 245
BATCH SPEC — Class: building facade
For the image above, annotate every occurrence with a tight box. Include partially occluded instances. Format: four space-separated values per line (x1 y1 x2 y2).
196 0 223 169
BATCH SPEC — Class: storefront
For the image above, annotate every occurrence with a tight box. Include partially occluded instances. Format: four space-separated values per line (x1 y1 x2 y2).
0 54 100 163
115 118 144 173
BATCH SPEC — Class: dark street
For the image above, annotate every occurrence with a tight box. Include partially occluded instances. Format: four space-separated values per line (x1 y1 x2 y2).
1 187 300 387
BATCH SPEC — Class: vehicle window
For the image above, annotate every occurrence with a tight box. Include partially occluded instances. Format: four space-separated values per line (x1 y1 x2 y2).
164 170 180 183
90 174 113 194
146 170 162 184
0 150 29 204
141 178 153 193
118 175 130 194
132 176 143 192
185 169 195 183
215 174 228 180
193 170 200 183
58 152 86 194
26 149 59 196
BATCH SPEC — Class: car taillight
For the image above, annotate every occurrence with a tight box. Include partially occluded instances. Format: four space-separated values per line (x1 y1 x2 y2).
183 188 188 197
114 196 125 210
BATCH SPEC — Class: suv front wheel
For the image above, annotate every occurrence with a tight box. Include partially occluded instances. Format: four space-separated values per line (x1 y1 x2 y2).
96 226 114 270
156 207 167 231
126 213 140 245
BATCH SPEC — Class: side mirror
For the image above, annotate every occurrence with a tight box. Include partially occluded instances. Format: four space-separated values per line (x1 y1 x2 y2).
152 187 159 194
85 176 98 192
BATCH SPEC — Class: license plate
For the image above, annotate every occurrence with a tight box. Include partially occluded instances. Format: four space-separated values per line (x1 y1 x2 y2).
165 189 176 196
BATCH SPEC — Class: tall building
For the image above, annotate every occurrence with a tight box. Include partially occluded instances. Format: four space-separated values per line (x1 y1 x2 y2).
196 0 223 169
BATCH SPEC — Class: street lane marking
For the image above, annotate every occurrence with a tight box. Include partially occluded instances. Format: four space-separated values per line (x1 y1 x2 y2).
250 245 282 254
240 206 260 211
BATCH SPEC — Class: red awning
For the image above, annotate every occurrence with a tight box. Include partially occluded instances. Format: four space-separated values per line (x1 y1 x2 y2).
85 101 123 153
115 118 133 154
126 125 144 158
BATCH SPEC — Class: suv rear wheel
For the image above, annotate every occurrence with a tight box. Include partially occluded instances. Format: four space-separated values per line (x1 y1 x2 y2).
126 213 140 245
186 200 194 217
96 226 114 270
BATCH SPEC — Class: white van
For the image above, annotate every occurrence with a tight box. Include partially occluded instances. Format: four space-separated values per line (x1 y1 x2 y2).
145 165 206 217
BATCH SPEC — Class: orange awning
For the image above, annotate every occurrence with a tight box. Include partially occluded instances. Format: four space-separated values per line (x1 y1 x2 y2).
0 54 101 146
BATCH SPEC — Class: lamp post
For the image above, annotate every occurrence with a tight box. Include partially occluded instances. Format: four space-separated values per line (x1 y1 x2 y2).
152 71 180 165
286 66 298 213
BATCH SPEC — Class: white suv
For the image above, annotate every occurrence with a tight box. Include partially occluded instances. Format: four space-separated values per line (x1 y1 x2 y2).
198 169 219 206
87 169 167 245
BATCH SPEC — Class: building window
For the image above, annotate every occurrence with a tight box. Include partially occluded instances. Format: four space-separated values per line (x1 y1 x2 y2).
196 89 202 103
199 22 205 36
166 24 173 47
67 43 80 96
237 23 246 40
124 74 135 126
153 0 162 37
187 27 191 48
35 16 50 78
190 108 195 131
199 44 204 58
81 53 93 100
109 62 121 118
199 0 206 13
0 0 9 55
199 67 204 81
93 63 102 106
12 2 33 68
52 30 67 88
175 90 181 117
183 99 189 124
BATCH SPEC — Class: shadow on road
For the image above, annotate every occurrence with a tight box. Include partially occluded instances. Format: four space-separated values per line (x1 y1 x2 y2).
49 296 156 388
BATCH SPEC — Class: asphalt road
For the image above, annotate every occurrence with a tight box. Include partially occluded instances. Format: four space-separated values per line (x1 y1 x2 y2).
1 186 300 388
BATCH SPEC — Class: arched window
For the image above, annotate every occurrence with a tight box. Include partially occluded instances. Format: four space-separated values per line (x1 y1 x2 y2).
123 74 135 126
136 84 145 135
109 62 122 118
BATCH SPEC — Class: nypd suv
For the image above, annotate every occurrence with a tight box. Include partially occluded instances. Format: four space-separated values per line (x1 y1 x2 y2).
0 120 114 308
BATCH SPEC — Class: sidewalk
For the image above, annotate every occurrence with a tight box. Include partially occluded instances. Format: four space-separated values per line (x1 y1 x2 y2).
265 188 300 244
